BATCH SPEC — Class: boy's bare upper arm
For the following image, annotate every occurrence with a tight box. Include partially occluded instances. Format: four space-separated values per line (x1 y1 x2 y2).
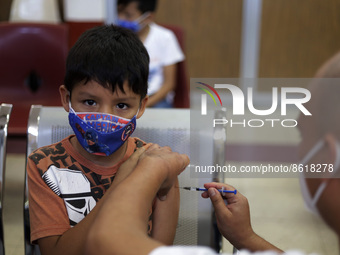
38 233 89 255
38 236 64 255
151 178 180 245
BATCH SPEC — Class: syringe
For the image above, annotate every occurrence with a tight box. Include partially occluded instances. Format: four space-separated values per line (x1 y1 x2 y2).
180 186 237 194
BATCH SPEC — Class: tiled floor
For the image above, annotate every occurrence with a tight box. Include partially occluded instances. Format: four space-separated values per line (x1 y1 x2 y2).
222 178 338 255
3 154 339 255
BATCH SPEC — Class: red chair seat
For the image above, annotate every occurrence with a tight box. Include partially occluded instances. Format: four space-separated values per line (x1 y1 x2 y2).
0 22 68 136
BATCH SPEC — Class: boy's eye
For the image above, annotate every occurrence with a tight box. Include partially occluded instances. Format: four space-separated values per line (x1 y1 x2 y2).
84 100 96 106
116 103 128 110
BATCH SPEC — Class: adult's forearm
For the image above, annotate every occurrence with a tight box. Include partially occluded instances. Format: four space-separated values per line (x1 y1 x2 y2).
234 232 283 253
85 145 189 255
86 159 167 255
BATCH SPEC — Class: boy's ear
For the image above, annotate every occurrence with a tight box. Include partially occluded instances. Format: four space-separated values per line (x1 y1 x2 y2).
59 85 70 112
137 96 149 119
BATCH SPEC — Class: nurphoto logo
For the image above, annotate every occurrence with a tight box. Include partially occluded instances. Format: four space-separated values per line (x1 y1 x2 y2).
196 82 311 128
196 82 222 115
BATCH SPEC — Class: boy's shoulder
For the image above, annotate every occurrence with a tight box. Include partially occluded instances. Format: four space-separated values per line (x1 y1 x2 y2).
28 136 149 171
150 23 176 37
28 136 71 166
131 137 150 150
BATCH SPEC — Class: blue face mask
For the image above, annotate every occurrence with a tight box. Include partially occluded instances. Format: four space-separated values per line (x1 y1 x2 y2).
116 12 150 33
116 19 141 32
68 104 138 156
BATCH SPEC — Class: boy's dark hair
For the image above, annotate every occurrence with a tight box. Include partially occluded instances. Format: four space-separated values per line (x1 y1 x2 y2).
64 25 149 99
118 0 158 13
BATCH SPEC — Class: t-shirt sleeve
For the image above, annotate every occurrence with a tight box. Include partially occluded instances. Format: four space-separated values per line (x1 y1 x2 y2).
27 151 70 243
149 247 308 255
149 246 219 255
161 29 185 66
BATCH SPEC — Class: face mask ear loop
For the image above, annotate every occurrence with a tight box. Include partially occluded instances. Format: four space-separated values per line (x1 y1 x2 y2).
135 11 151 23
67 91 75 114
135 108 140 118
332 141 340 174
300 140 325 171
311 181 327 207
311 140 340 206
68 101 76 114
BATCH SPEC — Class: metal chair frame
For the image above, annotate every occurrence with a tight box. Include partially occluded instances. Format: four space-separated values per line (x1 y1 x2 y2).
0 103 13 255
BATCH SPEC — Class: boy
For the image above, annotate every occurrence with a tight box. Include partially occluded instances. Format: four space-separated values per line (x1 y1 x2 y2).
117 0 185 108
27 25 179 255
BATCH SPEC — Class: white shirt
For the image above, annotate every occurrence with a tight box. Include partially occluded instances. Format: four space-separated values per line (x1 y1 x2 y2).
149 246 317 255
143 23 185 96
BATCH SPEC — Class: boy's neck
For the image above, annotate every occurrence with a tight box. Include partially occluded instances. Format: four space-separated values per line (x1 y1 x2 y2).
138 24 151 43
70 136 128 167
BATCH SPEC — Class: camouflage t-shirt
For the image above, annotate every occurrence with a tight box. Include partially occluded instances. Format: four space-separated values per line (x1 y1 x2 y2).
27 135 150 243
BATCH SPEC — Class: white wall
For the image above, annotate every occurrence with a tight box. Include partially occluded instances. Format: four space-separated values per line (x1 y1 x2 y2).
10 0 61 23
63 0 106 21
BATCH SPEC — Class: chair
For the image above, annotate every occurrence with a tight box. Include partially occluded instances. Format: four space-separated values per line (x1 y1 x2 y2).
25 106 225 252
0 103 13 255
162 24 190 108
0 22 68 153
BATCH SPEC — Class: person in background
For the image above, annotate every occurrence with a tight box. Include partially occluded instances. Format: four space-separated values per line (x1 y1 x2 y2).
117 0 185 108
297 51 340 251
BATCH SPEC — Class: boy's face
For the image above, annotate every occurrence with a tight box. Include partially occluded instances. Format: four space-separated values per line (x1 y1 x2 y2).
118 2 143 21
60 80 148 120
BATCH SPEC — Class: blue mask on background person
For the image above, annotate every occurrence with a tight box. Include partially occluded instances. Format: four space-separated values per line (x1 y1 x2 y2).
68 104 138 156
116 12 150 33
